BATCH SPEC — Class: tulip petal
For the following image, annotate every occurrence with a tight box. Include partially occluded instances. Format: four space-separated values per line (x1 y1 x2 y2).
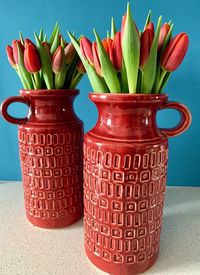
122 3 140 93
68 31 109 93
94 29 121 93
34 32 54 89
142 16 162 93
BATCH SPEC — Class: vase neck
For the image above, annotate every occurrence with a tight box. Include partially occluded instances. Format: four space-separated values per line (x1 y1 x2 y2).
89 94 168 141
20 90 79 124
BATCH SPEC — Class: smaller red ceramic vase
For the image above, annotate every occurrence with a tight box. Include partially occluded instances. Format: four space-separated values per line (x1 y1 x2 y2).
84 93 191 275
1 89 83 228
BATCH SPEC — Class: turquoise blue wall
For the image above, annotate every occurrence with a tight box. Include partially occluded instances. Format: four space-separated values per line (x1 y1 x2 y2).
0 0 199 186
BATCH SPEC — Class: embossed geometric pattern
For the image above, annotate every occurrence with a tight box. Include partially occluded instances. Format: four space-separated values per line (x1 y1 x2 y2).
84 143 167 265
19 127 83 224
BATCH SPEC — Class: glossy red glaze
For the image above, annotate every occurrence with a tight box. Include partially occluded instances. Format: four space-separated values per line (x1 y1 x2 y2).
1 89 83 228
84 93 191 275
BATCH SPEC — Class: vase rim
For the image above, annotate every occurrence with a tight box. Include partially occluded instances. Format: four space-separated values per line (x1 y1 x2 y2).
20 89 79 97
89 92 168 103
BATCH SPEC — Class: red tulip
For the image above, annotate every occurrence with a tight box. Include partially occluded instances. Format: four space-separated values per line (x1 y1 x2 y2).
24 39 41 73
52 46 64 73
102 38 114 65
6 45 16 67
140 23 154 69
80 37 94 65
76 60 86 73
158 23 170 51
64 43 76 64
12 40 24 65
41 42 52 60
92 42 101 76
112 32 122 70
161 32 189 71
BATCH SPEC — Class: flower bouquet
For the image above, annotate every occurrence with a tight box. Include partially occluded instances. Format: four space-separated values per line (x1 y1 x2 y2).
1 24 85 228
68 3 188 94
6 23 85 90
68 3 191 275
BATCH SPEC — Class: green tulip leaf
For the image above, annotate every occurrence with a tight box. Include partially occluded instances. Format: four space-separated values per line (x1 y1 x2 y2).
34 32 54 89
121 59 128 92
142 16 162 93
111 17 116 39
94 29 121 93
19 31 24 45
50 28 60 54
122 2 140 93
49 23 60 46
143 10 152 31
68 31 109 93
107 30 110 39
39 27 44 41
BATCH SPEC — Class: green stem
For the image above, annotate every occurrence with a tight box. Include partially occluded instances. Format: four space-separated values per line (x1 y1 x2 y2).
156 69 167 93
33 72 41 89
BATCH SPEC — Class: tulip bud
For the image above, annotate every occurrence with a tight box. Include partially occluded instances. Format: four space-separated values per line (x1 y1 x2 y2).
158 23 170 51
52 45 64 73
92 42 101 76
41 42 52 60
76 60 86 73
140 24 154 69
6 45 16 68
12 40 24 65
80 37 94 65
64 43 76 64
146 22 154 35
102 38 114 65
112 31 122 70
161 32 189 71
24 40 41 73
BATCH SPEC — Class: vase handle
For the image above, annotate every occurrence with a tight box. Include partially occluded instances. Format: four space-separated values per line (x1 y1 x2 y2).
159 101 192 137
1 96 30 125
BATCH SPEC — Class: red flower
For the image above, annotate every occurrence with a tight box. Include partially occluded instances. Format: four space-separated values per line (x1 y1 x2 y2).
80 37 94 65
158 23 170 51
6 45 16 67
161 32 189 71
52 46 63 73
140 23 154 69
112 32 122 70
12 40 24 65
92 42 101 76
24 39 41 73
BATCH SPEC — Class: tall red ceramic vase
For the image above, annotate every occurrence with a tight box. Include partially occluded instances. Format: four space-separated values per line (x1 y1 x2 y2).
1 89 83 228
84 93 191 275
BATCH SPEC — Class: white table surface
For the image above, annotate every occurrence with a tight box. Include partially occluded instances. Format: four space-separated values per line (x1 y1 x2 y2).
0 182 199 275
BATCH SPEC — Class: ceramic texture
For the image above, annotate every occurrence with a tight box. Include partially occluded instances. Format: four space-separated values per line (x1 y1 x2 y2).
83 93 191 275
1 89 83 228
